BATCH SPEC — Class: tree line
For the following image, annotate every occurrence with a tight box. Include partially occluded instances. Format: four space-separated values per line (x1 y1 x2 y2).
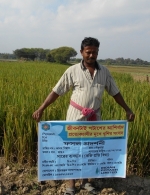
0 47 77 63
98 57 150 66
0 48 150 66
71 57 150 66
0 53 16 59
13 47 77 63
13 48 50 61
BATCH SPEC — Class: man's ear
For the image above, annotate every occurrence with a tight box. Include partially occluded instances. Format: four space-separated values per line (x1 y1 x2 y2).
80 50 83 56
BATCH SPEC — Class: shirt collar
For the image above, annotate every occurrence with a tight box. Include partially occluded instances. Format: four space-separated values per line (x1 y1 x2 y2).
80 60 100 70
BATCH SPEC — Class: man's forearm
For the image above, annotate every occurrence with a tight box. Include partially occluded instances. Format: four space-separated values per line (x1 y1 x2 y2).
113 92 131 112
38 91 59 111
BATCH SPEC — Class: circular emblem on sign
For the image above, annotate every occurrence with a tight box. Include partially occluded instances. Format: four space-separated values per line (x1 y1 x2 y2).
42 123 50 131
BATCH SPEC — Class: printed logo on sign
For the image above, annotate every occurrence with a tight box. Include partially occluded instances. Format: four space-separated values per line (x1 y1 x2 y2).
42 123 50 131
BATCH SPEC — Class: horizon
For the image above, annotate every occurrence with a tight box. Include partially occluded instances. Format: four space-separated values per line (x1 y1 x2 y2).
0 50 150 62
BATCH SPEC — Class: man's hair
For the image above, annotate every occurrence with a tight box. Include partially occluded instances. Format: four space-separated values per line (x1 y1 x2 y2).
81 37 100 50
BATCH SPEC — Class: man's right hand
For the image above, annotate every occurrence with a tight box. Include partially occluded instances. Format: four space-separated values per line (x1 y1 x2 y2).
32 109 43 122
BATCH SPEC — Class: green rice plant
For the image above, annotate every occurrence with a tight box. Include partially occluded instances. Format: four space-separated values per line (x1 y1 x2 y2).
101 73 150 176
0 61 150 176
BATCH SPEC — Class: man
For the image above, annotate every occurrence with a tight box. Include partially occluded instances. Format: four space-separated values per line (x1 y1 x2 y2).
32 37 135 195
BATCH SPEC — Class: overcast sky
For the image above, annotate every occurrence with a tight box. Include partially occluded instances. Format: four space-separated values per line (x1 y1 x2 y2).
0 0 150 61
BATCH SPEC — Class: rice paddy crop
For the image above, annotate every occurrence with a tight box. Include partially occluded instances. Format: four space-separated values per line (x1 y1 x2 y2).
0 61 150 176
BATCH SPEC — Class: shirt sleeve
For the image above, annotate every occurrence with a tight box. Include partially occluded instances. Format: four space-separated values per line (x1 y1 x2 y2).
105 69 120 96
52 68 73 96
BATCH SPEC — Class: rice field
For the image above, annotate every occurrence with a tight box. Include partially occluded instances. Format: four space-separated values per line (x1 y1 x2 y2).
0 61 150 176
106 65 150 82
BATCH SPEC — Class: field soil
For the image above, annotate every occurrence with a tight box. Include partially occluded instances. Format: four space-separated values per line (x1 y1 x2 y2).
0 157 150 195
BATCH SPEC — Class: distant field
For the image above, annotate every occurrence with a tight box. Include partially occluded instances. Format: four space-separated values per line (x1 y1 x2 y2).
105 65 150 82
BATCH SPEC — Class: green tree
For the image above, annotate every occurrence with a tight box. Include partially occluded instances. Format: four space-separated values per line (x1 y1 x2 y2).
33 48 50 60
0 53 9 59
46 53 54 62
14 48 36 60
49 47 77 63
13 48 50 61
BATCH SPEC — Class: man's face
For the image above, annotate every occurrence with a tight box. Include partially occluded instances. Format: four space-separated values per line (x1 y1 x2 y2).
80 46 99 65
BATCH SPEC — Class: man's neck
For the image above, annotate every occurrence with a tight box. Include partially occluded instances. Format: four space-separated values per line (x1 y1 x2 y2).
83 61 96 69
